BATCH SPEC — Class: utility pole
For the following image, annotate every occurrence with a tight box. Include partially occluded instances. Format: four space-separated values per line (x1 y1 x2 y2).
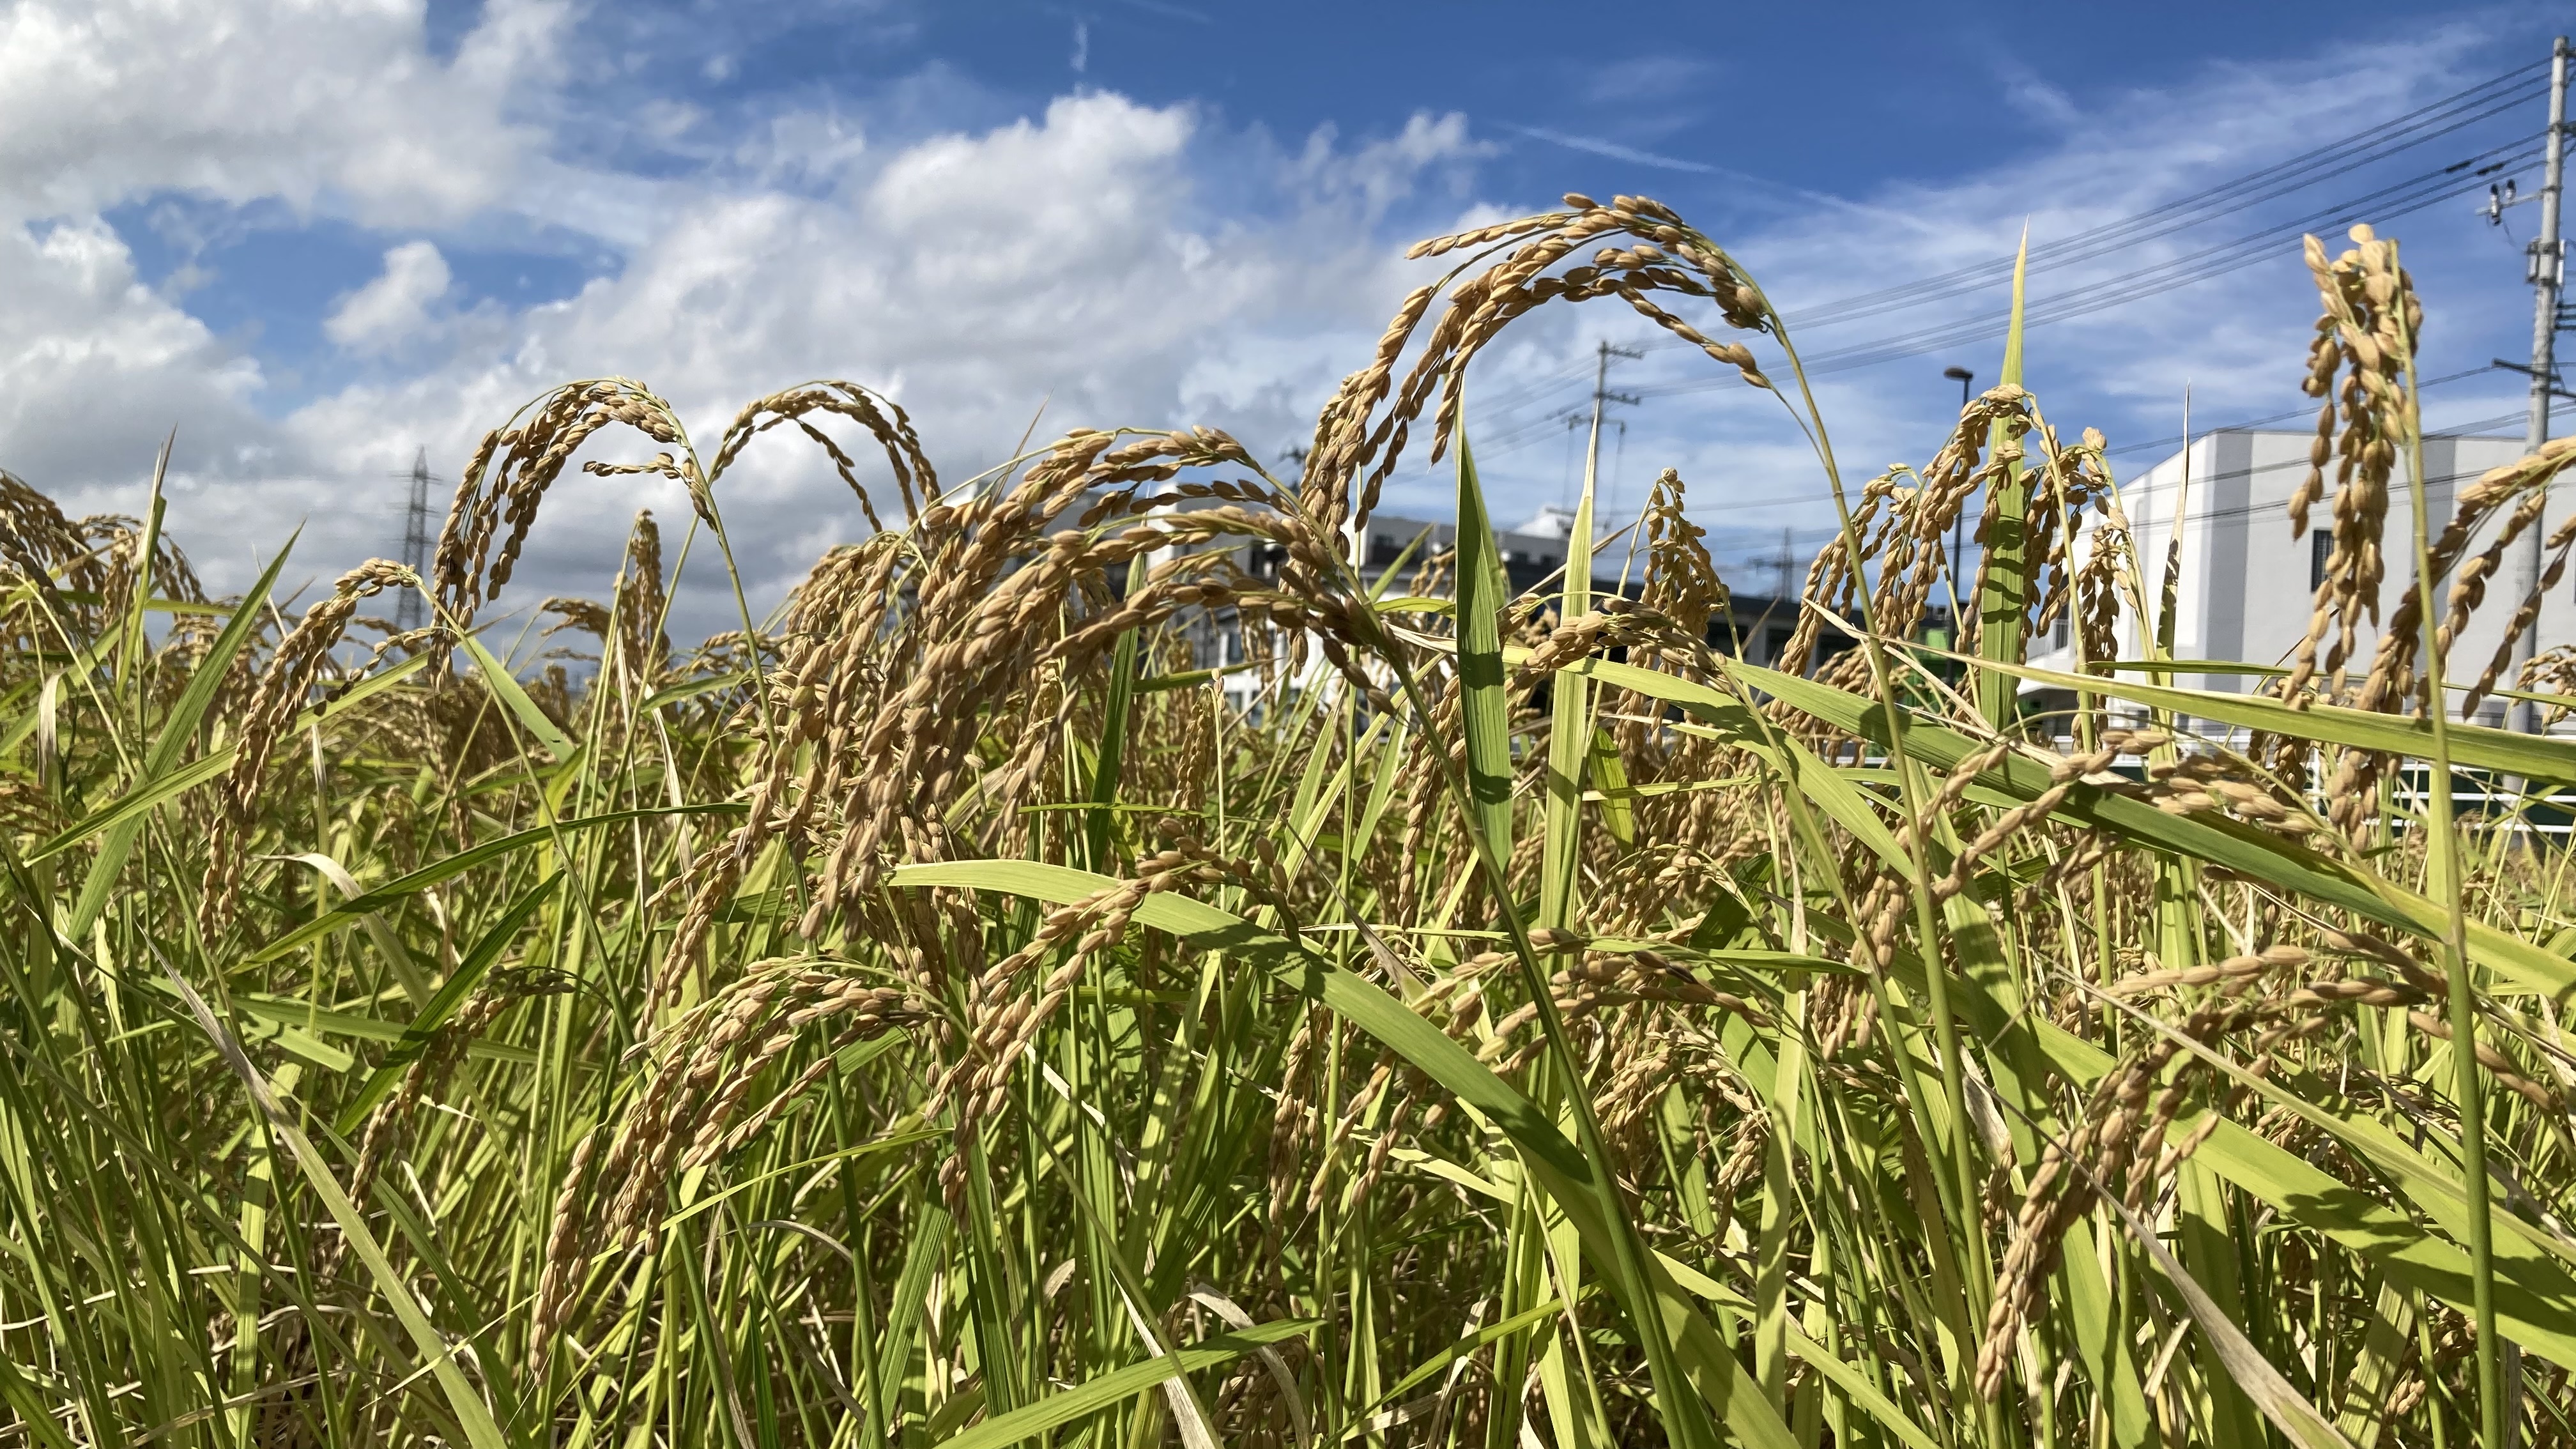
1579 339 1643 512
2509 36 2569 733
2499 56 2567 1443
397 447 433 631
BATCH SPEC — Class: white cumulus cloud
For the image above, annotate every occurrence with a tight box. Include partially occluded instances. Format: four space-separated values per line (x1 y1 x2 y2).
326 240 454 351
279 93 1483 637
0 0 566 227
0 217 272 492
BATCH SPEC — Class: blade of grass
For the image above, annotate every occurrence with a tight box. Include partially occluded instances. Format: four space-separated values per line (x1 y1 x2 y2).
31 648 429 865
1975 226 2032 730
461 634 578 763
160 966 509 1449
2101 1181 2359 1449
935 1320 1319 1449
66 534 296 934
2386 264 2502 1448
254 802 742 961
332 875 562 1132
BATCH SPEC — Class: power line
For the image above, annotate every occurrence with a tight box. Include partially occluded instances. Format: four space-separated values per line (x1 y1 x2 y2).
1482 339 2519 470
1686 450 2534 611
1466 355 1599 425
1784 61 2549 329
1476 391 1619 459
1625 419 2531 526
2103 365 2504 454
1458 355 1611 463
1468 62 2552 455
1635 137 2548 383
1480 134 2545 441
1873 148 2534 353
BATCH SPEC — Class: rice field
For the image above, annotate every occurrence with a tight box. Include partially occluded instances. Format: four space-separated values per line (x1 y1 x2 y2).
0 195 2572 1448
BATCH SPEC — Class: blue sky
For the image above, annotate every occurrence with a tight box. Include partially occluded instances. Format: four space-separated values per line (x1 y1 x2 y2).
0 0 2564 637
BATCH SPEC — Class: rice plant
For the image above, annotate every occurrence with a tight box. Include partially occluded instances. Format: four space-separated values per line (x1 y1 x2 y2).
0 195 2570 1448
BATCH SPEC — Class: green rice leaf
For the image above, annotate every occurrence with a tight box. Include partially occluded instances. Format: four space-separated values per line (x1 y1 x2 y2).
163 969 510 1449
332 875 562 1133
31 648 431 866
935 1319 1318 1449
1452 431 1514 856
251 802 743 962
1965 652 2576 784
66 536 296 934
461 634 578 762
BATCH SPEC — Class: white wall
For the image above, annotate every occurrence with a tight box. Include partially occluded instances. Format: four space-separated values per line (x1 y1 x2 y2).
2024 429 2562 727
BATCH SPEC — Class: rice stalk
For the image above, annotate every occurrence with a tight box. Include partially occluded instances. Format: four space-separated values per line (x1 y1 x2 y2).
0 201 2564 1449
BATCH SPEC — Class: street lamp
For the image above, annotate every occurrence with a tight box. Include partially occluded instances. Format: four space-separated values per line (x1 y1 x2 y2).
1942 367 1974 629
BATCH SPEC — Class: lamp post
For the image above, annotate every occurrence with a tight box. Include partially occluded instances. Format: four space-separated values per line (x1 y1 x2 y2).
1942 366 1974 634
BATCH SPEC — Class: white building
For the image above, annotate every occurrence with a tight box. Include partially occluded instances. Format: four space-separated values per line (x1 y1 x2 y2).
2024 428 2565 729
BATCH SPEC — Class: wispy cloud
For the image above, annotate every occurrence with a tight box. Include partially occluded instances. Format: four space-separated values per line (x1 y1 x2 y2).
1502 123 1715 174
1452 22 2538 578
1572 54 1721 108
1493 122 1840 214
1111 0 1213 24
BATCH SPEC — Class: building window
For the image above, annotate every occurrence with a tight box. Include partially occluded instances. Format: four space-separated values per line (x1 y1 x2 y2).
2052 615 2069 652
2310 529 2333 592
1766 625 1795 665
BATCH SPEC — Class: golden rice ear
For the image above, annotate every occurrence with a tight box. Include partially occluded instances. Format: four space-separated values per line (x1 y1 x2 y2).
611 508 670 686
534 958 934 1347
2520 642 2576 725
430 379 692 673
2281 227 2416 747
0 470 187 645
1310 198 1783 536
705 380 939 531
199 559 419 937
1765 383 2089 701
537 597 611 640
2449 440 2576 719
